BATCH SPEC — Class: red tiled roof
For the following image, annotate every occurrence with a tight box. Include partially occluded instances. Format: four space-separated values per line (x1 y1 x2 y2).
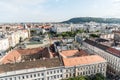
0 50 21 64
63 55 106 67
17 47 44 55
107 48 120 57
60 50 88 58
0 47 54 64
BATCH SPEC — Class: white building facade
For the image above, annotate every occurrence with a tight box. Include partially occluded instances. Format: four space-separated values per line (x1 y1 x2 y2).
0 62 107 80
83 39 120 75
0 38 9 52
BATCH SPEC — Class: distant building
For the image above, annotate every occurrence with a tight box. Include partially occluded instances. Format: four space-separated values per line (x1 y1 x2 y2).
51 24 72 34
100 34 114 40
0 38 9 53
7 30 29 47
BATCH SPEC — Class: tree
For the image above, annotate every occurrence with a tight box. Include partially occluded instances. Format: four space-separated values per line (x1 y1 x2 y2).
93 73 105 80
64 73 105 80
90 34 99 38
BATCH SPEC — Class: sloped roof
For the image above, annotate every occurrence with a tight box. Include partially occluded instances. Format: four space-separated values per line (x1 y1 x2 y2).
0 58 62 74
60 50 88 58
0 50 21 64
63 55 106 67
0 47 53 64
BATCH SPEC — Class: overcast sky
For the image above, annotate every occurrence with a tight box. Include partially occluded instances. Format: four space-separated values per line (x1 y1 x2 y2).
0 0 120 23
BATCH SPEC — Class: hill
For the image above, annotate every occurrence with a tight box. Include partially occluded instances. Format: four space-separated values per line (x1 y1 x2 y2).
62 17 120 23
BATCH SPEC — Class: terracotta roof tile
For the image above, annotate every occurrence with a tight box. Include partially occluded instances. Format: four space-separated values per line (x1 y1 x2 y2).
63 55 106 67
17 47 44 55
0 50 21 64
0 47 53 64
60 50 89 58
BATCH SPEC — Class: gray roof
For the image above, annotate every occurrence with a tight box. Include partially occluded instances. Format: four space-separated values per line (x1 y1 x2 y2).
0 58 63 73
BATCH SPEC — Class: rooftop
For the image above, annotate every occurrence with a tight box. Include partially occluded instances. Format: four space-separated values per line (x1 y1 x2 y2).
63 55 106 67
84 39 120 58
107 48 120 57
0 58 62 74
0 47 54 64
60 49 89 58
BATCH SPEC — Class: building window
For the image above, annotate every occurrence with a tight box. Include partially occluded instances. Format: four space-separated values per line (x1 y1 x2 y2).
60 69 62 72
54 75 56 79
60 74 62 77
86 71 87 75
83 72 85 75
66 70 68 72
18 76 20 79
54 70 56 74
26 75 29 78
47 72 49 75
38 73 40 76
77 72 79 75
70 73 71 77
41 73 44 76
14 77 16 80
34 74 36 77
57 75 59 78
9 78 12 80
5 78 8 80
22 76 25 79
30 74 32 78
89 71 90 74
50 71 52 74
94 70 96 73
47 77 49 80
66 74 68 78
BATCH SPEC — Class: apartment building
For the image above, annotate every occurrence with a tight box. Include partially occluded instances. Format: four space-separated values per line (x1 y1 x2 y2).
0 47 107 80
59 50 107 78
51 24 75 34
63 55 107 78
83 39 120 75
0 38 9 53
100 34 114 40
7 30 29 47
0 58 64 80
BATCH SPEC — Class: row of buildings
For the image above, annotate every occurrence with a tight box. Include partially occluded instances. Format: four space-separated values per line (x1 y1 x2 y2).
83 38 120 76
0 39 107 80
50 22 120 34
0 24 29 56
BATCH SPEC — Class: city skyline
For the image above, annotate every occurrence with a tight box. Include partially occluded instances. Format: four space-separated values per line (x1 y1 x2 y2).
0 0 120 22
